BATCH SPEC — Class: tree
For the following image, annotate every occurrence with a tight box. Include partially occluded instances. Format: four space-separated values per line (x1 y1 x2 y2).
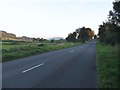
66 27 94 42
76 27 94 42
66 32 77 42
108 1 120 26
98 22 109 42
110 1 120 44
86 28 94 39
98 1 120 45
51 39 54 43
94 35 97 39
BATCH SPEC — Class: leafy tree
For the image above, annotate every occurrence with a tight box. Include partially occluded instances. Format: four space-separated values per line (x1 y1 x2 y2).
98 22 109 42
109 1 120 26
98 1 120 45
86 28 94 39
76 27 94 42
94 35 97 39
110 1 120 44
66 33 72 42
66 32 77 42
66 27 94 42
51 39 54 43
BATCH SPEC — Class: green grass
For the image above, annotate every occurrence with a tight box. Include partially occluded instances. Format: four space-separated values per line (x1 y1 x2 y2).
2 42 80 62
96 41 119 88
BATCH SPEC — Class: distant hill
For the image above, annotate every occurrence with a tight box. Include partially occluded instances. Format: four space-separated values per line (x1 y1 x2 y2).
0 31 32 41
0 30 64 41
0 30 16 40
47 37 64 40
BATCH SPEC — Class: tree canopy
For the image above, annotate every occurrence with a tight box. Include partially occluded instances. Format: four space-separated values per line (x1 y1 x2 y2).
98 1 120 45
66 27 94 42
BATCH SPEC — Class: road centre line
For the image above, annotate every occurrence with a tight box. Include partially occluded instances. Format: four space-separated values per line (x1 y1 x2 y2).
22 63 44 73
70 50 74 53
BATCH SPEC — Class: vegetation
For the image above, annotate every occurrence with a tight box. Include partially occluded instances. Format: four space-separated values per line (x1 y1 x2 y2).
96 41 119 88
98 1 120 46
66 27 94 42
0 30 47 42
97 1 120 88
0 31 16 40
1 0 120 87
2 41 80 62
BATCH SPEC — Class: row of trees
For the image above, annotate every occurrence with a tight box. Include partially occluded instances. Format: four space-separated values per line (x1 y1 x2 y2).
98 1 120 45
32 38 47 42
66 27 94 42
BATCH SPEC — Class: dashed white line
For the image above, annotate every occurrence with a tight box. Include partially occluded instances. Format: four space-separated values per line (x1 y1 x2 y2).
70 50 74 53
22 63 44 73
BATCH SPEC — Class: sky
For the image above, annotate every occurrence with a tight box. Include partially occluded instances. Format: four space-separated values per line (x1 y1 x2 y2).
0 0 114 39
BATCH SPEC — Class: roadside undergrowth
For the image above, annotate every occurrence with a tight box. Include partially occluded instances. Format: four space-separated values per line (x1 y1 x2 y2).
96 41 119 88
2 42 80 62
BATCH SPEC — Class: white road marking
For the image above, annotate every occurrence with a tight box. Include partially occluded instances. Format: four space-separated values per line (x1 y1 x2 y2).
70 50 74 53
81 47 83 48
22 63 44 73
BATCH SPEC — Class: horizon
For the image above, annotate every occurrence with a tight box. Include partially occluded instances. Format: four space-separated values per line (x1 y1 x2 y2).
0 0 114 39
0 30 65 39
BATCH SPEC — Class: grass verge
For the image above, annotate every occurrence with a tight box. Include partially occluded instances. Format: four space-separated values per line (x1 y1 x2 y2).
96 41 119 88
2 42 80 62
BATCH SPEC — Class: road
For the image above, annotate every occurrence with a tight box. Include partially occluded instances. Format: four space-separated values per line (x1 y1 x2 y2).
2 40 97 88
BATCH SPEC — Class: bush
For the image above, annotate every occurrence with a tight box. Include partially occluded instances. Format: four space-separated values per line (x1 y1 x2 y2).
2 49 8 53
38 44 44 46
103 32 116 46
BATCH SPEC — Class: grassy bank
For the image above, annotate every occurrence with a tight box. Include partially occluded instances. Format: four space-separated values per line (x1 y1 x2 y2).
96 41 119 88
2 42 80 62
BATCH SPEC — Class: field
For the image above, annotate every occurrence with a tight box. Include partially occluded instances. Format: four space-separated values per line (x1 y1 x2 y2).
96 41 119 88
1 41 80 62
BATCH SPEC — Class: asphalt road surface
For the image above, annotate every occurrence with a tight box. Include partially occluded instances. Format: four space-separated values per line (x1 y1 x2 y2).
2 40 97 88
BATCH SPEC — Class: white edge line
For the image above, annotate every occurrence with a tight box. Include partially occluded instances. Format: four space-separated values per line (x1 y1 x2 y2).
22 63 44 73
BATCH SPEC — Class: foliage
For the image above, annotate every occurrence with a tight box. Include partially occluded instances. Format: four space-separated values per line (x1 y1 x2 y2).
66 32 77 42
50 39 55 43
94 35 97 39
2 42 80 62
66 27 94 42
98 1 120 45
96 41 119 88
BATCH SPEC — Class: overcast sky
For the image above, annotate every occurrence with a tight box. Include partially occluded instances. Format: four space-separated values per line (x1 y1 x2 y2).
0 0 114 39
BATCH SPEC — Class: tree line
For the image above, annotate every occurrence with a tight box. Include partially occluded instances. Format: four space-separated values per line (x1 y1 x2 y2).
66 27 95 42
98 1 120 46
